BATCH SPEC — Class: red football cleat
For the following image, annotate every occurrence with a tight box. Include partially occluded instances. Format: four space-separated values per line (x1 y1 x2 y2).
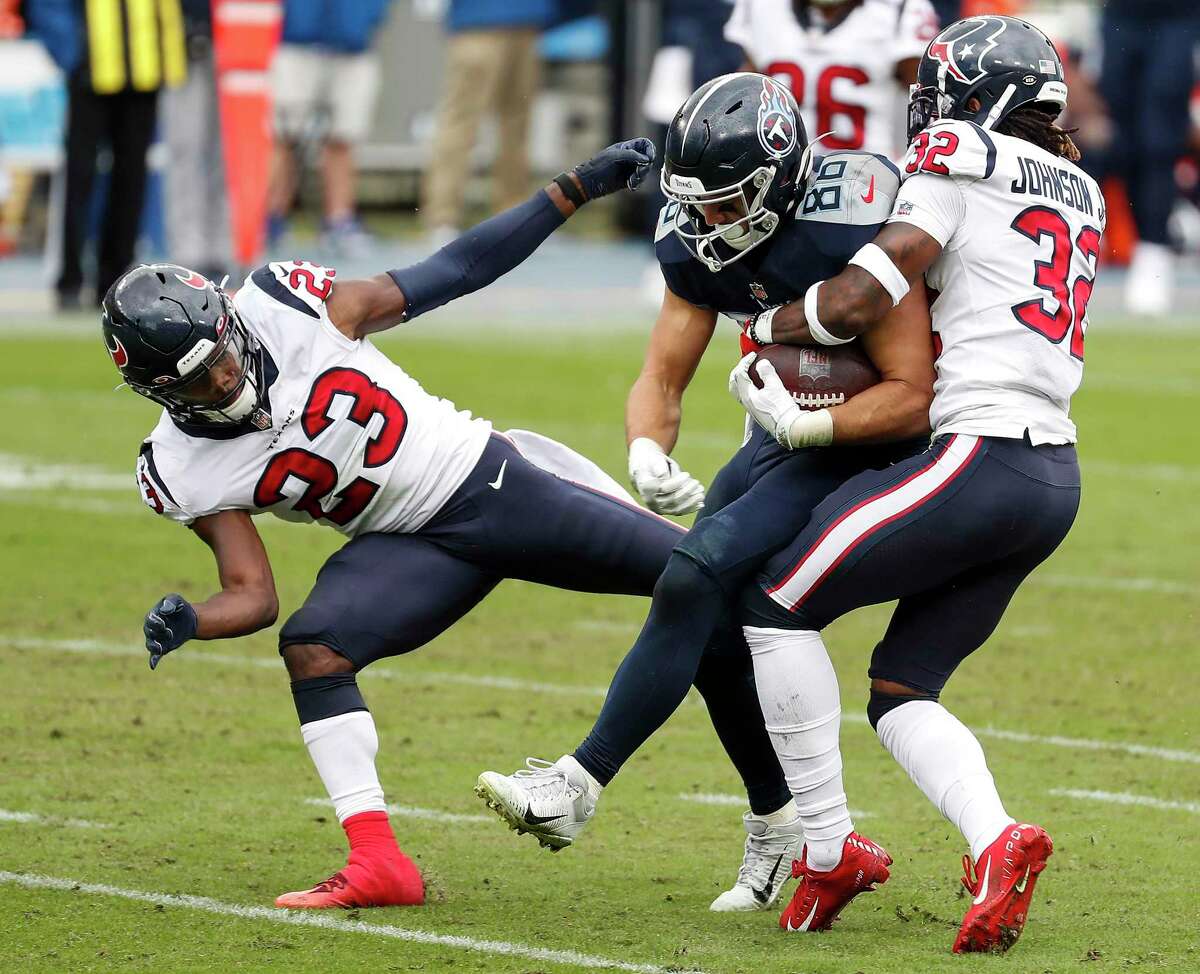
275 849 425 909
953 822 1053 954
778 832 892 933
276 810 425 909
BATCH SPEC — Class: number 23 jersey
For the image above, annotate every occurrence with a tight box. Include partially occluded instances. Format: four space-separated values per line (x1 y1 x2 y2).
135 261 492 535
890 120 1106 445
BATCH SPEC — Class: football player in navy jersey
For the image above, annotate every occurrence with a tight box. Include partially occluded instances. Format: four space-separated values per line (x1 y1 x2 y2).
478 73 935 925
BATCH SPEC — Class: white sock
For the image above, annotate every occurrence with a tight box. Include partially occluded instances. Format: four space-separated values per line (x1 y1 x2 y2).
301 711 388 823
875 700 1012 861
744 627 853 871
759 799 800 828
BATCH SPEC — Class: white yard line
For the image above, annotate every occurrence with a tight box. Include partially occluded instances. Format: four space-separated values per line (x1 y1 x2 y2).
10 635 1200 765
302 798 491 824
0 871 681 973
1049 789 1200 815
0 808 108 829
677 793 874 819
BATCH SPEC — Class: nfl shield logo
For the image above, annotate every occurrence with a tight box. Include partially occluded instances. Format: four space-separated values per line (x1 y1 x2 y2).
749 281 769 303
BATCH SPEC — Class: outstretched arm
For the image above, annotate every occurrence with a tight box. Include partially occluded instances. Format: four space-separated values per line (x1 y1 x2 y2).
746 222 944 345
325 139 656 339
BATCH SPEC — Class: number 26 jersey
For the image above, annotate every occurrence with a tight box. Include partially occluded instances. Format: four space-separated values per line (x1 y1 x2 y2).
889 120 1106 445
135 261 492 535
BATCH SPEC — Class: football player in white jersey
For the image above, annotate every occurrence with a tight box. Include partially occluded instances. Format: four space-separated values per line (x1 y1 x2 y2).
725 0 941 159
728 16 1103 952
99 140 751 911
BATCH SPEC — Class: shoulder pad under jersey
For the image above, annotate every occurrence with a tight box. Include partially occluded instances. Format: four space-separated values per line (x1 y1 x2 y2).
798 152 902 228
901 119 998 182
136 440 194 525
653 202 695 265
249 260 338 319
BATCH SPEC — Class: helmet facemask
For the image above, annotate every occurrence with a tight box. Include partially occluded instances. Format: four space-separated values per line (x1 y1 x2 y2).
131 296 271 430
662 143 816 273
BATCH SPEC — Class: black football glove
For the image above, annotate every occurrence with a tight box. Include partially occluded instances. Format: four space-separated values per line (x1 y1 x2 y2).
572 138 656 201
144 594 198 671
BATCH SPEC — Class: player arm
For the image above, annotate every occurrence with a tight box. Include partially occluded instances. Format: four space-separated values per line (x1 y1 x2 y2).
189 510 279 638
326 140 656 339
824 284 934 443
625 286 716 514
626 285 718 452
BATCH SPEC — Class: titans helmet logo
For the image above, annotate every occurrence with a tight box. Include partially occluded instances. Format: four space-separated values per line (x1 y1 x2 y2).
757 77 797 159
926 16 1008 86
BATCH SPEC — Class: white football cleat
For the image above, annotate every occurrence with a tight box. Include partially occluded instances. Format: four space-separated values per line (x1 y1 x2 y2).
710 809 804 912
475 755 597 851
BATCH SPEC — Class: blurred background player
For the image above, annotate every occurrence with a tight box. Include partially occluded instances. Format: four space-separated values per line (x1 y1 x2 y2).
53 0 186 309
267 0 391 256
162 0 231 283
725 0 941 160
420 0 552 244
1088 0 1199 316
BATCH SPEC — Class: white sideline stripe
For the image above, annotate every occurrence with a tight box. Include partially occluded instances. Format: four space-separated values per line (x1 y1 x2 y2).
1031 573 1196 596
0 872 677 974
767 435 981 609
1049 789 1200 815
10 636 1200 765
302 798 491 824
677 793 874 819
0 808 108 829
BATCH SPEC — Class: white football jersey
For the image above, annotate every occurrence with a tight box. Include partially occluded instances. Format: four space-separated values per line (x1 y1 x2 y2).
889 120 1106 445
135 261 492 535
724 0 939 159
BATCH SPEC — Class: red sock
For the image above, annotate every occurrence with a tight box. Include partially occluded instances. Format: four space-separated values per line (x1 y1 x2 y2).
343 810 401 861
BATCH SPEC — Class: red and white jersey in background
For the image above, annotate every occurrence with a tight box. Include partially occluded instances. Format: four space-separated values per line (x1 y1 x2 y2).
890 120 1106 445
725 0 939 160
135 261 491 535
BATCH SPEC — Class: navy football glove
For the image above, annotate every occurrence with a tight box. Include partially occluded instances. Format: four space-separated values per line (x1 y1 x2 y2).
573 138 656 201
144 594 198 670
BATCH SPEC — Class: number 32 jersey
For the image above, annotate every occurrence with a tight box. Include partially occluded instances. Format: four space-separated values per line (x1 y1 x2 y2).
890 120 1106 445
135 261 492 534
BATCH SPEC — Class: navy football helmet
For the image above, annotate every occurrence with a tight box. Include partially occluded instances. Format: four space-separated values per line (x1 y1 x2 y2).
660 73 815 272
907 15 1068 142
101 265 271 429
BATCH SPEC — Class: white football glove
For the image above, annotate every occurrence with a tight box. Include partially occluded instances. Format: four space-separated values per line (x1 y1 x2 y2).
729 353 834 450
628 437 705 515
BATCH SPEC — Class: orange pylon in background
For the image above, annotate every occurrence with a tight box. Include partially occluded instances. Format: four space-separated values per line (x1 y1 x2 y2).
213 0 282 267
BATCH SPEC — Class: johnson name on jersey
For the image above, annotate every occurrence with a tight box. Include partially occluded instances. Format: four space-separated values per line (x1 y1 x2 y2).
135 261 492 535
890 119 1105 444
655 150 901 352
725 0 939 158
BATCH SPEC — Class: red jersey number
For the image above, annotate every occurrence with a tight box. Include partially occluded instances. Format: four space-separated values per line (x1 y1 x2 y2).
763 62 869 151
254 370 408 526
905 129 960 176
1010 206 1101 361
287 260 335 301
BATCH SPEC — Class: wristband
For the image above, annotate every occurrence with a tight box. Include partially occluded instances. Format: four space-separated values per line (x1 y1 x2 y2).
804 283 855 346
849 242 910 307
554 172 588 207
747 307 776 345
783 408 835 450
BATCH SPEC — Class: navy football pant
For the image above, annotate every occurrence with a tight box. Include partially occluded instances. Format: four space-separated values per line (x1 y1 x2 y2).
280 434 683 665
573 427 925 809
742 434 1081 695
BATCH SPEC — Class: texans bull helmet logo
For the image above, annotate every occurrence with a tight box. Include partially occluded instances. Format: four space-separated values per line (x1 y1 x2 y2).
926 17 1009 86
757 77 798 159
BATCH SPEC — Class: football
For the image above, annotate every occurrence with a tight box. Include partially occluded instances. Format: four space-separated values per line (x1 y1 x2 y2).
749 342 881 410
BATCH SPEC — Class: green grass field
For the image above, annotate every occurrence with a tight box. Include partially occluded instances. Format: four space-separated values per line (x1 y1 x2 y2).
1 318 1198 973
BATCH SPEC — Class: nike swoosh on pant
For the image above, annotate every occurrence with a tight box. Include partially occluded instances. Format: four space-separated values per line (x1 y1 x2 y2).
861 175 875 203
488 459 507 490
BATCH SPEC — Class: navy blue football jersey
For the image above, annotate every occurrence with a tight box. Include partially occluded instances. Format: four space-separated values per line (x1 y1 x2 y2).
655 151 901 353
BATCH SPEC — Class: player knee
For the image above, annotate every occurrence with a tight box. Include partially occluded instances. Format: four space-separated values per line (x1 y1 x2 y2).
655 550 721 608
866 680 940 730
282 641 356 681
